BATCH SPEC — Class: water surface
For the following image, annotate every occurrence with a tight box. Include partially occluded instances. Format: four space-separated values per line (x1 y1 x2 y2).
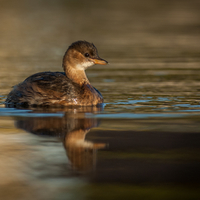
0 0 200 199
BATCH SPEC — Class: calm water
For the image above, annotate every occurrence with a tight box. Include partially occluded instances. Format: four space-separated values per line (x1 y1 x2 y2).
0 0 200 199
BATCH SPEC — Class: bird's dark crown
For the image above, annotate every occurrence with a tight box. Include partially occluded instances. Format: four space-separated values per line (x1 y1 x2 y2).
67 40 98 57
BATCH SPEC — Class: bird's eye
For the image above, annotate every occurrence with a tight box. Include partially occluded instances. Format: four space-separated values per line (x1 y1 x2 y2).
85 53 89 57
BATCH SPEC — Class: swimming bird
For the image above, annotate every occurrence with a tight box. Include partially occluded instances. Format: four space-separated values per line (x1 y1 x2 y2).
6 41 108 107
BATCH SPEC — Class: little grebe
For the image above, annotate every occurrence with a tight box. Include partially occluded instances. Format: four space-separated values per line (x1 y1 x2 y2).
6 41 108 107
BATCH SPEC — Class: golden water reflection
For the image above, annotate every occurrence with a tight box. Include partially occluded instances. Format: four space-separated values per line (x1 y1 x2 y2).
15 107 106 172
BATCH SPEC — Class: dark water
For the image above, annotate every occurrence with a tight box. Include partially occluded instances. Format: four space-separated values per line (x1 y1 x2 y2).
0 0 200 199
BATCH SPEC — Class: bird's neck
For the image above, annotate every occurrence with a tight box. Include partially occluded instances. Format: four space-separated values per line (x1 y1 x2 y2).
63 61 90 85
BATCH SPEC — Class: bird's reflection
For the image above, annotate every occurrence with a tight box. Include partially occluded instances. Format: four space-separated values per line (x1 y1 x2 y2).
15 106 106 172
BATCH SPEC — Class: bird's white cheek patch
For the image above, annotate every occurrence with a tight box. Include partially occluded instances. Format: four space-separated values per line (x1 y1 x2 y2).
76 61 94 70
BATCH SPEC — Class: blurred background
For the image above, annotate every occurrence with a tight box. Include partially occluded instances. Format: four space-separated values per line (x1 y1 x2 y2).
1 0 200 62
0 0 200 200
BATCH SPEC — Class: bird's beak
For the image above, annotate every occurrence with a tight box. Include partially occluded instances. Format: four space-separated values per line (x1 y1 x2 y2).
90 57 108 65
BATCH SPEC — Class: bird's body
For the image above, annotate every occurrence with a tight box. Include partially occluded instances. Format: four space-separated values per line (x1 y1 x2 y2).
5 41 107 107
